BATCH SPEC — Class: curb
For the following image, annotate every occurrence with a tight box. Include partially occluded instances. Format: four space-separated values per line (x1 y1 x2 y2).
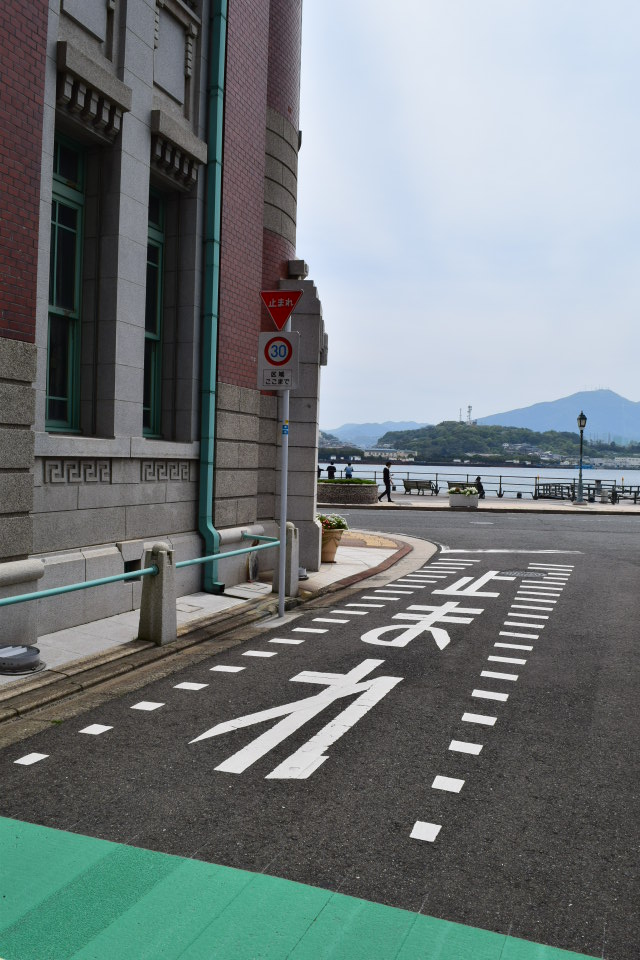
317 500 639 516
0 536 412 733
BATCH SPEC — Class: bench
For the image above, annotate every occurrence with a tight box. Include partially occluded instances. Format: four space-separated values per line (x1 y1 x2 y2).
403 479 436 495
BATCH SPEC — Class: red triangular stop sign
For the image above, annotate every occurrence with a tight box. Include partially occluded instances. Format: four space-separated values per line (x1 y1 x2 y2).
260 289 303 330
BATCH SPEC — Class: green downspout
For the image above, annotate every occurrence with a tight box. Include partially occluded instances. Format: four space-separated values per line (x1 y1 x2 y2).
199 0 227 592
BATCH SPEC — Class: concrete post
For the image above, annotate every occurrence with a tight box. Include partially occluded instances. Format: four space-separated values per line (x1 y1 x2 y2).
0 559 45 644
137 542 177 645
272 522 299 598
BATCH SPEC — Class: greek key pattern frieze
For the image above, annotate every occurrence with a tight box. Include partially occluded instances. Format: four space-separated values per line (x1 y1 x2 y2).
44 459 112 484
141 460 190 482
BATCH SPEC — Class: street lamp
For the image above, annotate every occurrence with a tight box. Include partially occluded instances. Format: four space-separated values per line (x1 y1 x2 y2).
576 410 587 503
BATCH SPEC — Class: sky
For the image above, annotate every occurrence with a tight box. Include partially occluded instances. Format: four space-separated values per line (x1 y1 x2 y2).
295 1 640 431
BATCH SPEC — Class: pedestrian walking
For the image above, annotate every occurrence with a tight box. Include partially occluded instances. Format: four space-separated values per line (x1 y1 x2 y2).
378 461 393 502
475 475 485 499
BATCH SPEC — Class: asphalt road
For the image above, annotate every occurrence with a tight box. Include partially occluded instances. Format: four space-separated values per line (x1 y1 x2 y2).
1 511 638 959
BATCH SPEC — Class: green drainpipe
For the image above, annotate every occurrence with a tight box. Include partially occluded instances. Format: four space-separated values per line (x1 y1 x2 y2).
199 0 227 592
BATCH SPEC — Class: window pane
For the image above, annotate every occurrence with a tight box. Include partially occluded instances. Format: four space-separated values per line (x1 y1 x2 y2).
148 191 162 228
56 142 81 186
47 315 70 423
54 220 78 311
145 247 160 334
143 338 154 431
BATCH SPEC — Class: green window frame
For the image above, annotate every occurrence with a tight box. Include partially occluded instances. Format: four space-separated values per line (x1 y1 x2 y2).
144 191 165 437
46 137 84 431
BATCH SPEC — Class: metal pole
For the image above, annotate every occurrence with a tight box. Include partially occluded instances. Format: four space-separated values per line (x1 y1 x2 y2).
577 428 584 503
278 319 291 618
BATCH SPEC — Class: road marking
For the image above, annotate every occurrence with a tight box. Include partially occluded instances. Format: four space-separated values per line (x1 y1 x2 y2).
432 775 465 792
174 682 208 690
393 581 426 587
346 602 385 608
373 589 414 595
313 617 349 624
461 712 497 725
363 601 483 650
495 642 534 650
508 611 549 618
211 664 246 670
361 595 399 601
516 594 556 603
472 689 509 702
79 724 113 735
470 521 493 524
192 660 402 779
131 701 165 710
518 587 562 595
334 608 368 615
499 631 538 640
269 638 304 645
242 650 278 657
481 670 518 681
410 821 441 842
434 570 515 599
449 740 483 754
488 655 527 664
14 753 48 766
504 621 544 630
529 562 574 569
521 581 562 589
293 627 328 634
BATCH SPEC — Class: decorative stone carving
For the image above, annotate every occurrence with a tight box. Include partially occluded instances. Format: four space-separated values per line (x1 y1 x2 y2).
140 460 190 482
44 459 112 483
56 41 132 144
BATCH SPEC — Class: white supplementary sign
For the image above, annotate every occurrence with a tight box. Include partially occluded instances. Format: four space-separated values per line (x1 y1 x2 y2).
257 331 300 390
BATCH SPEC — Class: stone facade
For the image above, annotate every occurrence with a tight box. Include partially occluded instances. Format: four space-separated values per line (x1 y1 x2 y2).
0 0 325 633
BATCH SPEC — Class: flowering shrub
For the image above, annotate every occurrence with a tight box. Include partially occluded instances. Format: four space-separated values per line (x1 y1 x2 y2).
316 513 349 530
448 486 478 496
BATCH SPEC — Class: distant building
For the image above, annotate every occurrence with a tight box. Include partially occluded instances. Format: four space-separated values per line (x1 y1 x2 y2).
364 448 416 461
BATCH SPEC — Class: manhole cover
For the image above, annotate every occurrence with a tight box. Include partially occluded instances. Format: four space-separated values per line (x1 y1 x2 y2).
0 645 44 674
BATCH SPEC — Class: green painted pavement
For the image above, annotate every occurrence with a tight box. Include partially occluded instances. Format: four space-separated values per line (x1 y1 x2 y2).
0 817 597 960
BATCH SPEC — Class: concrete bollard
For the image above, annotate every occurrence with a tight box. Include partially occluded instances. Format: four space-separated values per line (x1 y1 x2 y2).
137 543 177 645
272 522 299 598
0 559 45 645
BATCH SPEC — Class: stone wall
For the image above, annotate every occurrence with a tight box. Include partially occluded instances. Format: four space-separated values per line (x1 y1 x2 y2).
0 341 37 561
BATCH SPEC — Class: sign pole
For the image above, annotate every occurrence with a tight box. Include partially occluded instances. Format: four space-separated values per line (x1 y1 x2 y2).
278 346 289 619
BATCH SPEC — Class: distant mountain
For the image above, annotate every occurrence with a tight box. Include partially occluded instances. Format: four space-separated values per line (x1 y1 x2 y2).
323 421 430 448
478 390 640 444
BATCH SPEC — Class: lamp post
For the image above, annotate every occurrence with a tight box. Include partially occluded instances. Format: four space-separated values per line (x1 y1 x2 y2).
576 410 587 503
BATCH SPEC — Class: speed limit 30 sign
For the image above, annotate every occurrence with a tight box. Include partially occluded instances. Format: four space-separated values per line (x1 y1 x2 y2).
257 331 300 390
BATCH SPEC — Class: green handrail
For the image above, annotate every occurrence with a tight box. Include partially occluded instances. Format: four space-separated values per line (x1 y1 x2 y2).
0 565 159 608
176 538 279 569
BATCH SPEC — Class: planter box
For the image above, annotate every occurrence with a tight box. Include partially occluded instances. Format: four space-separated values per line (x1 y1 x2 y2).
449 494 479 510
317 482 378 505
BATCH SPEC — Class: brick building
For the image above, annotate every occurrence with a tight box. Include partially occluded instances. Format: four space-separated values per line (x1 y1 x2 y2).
0 0 326 633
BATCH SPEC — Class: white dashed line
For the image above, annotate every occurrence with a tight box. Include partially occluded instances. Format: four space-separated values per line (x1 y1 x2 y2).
504 621 544 630
293 627 328 634
461 712 497 726
508 611 549 619
488 655 527 665
211 665 246 670
174 682 208 690
14 753 48 766
449 740 483 754
131 701 165 710
499 631 538 640
373 589 414 595
481 670 518 681
312 618 349 624
345 603 385 608
495 642 533 650
242 651 277 657
334 609 368 615
361 595 399 601
432 775 465 792
79 724 112 735
472 689 509 702
411 821 441 842
268 638 304 645
512 603 554 612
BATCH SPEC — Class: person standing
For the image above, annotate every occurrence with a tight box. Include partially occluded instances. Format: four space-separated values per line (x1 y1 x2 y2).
475 475 485 499
378 461 393 502
327 463 337 479
344 462 353 479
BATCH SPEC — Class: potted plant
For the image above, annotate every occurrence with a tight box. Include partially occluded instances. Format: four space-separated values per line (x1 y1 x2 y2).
317 513 348 562
448 486 479 510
